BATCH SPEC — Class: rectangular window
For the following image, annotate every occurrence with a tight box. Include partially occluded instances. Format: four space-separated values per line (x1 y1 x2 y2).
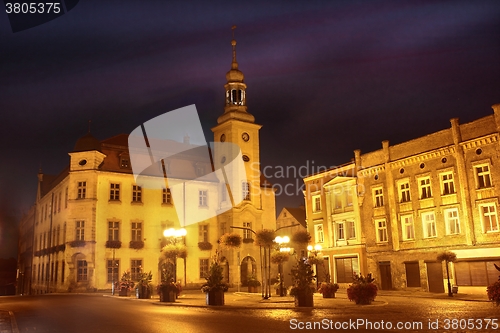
110 183 120 201
131 222 142 241
346 220 356 239
337 222 344 241
54 194 57 215
199 224 209 242
375 219 388 243
242 182 250 201
345 188 353 207
58 193 61 212
441 173 455 195
65 187 68 208
108 221 120 241
77 260 88 282
132 185 142 203
107 259 119 283
76 220 85 241
444 208 460 235
131 259 142 281
162 188 172 204
314 224 324 243
419 177 432 199
373 187 384 207
399 182 411 203
62 261 65 283
243 222 252 240
199 190 208 207
313 195 321 212
475 165 492 189
77 181 86 199
480 203 499 233
199 259 209 279
422 212 437 238
401 214 415 240
219 222 227 237
54 261 58 283
335 257 359 283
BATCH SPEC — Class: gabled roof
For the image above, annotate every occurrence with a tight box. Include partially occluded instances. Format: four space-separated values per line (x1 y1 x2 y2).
281 207 306 228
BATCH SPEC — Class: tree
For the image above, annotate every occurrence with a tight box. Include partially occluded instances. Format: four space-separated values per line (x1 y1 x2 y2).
437 251 457 297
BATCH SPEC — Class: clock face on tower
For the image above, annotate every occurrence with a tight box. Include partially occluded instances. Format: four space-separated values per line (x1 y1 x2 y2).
242 132 250 142
220 134 226 142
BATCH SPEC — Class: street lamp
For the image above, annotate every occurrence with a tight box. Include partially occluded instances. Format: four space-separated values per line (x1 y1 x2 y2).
162 228 187 284
274 236 290 297
307 244 322 288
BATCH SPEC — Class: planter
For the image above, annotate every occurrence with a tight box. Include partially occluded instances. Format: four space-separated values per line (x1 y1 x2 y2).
275 287 287 296
248 286 259 293
118 287 130 297
160 289 176 302
136 285 151 299
206 290 224 306
322 292 335 298
294 291 314 307
452 286 458 294
355 298 372 305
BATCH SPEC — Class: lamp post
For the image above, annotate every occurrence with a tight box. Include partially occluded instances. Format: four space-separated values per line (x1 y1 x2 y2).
163 228 187 284
307 244 322 288
274 236 290 297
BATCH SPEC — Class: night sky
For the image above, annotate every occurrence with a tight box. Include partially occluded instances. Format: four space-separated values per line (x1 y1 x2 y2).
1 0 499 258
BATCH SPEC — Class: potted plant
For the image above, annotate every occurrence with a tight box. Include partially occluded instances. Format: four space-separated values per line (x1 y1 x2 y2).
272 275 287 296
135 271 153 299
318 282 339 298
247 274 261 293
347 273 378 305
157 270 180 302
115 270 135 296
201 251 229 305
289 258 316 307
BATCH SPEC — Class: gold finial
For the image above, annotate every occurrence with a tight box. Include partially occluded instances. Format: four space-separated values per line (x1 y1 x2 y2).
231 25 238 69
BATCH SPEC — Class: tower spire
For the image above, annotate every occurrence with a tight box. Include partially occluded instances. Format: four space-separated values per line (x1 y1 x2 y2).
231 25 238 70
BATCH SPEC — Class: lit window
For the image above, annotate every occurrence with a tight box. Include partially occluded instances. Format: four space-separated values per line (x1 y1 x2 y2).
162 188 172 204
419 177 432 199
110 183 120 201
480 203 499 233
107 259 119 283
337 222 344 241
346 221 356 239
108 221 120 241
242 182 250 201
199 190 208 207
315 224 324 243
313 195 321 212
131 259 142 281
441 173 455 195
475 165 492 189
444 208 460 235
399 182 411 203
132 185 142 203
373 187 384 207
120 157 129 169
345 187 353 207
131 222 142 242
77 181 86 199
375 219 388 243
199 224 209 242
243 222 252 240
199 259 209 279
422 212 437 238
76 220 85 241
401 214 415 240
77 260 88 281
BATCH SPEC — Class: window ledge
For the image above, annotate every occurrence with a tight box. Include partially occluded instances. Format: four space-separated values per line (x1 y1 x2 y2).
109 200 122 204
131 201 144 206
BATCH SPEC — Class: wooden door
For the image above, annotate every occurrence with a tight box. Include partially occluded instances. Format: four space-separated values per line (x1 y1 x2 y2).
378 262 392 290
426 262 445 293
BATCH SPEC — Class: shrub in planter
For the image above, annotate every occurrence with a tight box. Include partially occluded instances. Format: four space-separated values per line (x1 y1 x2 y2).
347 273 378 305
105 240 122 249
291 230 311 245
290 258 316 307
135 271 153 299
487 280 500 306
69 240 86 248
157 270 181 302
115 270 135 296
318 282 339 298
129 240 144 249
247 274 261 293
271 252 290 265
201 251 229 306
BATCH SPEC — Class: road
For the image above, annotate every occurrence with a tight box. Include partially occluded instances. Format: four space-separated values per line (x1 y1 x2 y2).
0 293 497 333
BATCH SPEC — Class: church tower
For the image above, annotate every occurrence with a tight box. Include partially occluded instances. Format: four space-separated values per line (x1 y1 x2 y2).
212 28 262 203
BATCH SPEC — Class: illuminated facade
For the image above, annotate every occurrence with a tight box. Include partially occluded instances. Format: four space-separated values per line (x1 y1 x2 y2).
20 36 276 294
304 104 500 294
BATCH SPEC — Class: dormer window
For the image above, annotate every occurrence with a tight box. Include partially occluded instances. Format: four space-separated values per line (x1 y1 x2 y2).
119 153 130 169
